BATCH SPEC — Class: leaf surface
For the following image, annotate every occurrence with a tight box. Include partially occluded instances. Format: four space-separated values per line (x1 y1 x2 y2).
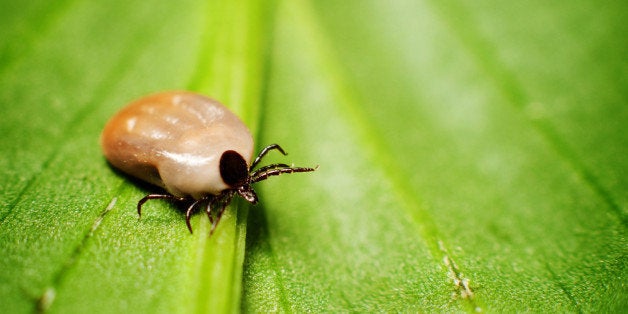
0 0 625 312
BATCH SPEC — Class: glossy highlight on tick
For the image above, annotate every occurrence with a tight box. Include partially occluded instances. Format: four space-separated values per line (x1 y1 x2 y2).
101 91 317 234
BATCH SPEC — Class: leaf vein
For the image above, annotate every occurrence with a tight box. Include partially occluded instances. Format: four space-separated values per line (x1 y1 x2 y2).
37 195 118 312
292 0 481 310
426 0 627 227
545 262 582 313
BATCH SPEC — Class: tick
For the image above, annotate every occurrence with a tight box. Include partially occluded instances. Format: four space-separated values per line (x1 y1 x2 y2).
101 91 316 234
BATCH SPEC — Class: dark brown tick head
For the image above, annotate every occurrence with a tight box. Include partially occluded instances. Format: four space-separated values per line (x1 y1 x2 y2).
219 150 258 204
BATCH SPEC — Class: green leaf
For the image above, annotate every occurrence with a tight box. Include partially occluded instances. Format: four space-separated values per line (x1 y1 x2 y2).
1 0 626 313
0 0 271 313
242 0 627 312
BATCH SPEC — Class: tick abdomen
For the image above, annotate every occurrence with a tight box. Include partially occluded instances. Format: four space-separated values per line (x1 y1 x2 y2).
101 91 254 199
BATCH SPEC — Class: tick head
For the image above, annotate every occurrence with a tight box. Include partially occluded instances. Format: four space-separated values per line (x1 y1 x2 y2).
219 150 258 204
236 185 258 204
219 150 250 187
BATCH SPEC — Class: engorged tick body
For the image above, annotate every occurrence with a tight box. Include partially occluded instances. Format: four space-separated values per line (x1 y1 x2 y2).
101 91 316 234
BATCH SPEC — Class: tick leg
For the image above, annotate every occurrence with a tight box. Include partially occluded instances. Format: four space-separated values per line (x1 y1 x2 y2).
210 193 234 235
137 194 185 218
201 196 216 225
185 199 202 234
250 163 290 177
251 166 318 183
250 144 287 170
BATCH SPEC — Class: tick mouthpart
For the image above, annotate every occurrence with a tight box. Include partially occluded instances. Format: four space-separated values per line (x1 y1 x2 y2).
237 185 258 204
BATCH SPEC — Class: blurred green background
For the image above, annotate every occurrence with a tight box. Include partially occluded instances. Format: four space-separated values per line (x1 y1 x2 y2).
0 0 626 312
